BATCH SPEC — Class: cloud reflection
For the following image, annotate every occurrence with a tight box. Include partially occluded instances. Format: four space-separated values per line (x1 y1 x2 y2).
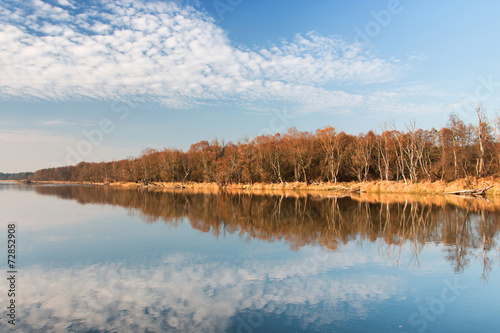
0 249 399 332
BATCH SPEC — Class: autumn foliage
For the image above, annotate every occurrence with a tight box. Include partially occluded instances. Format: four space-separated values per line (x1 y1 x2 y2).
32 108 500 185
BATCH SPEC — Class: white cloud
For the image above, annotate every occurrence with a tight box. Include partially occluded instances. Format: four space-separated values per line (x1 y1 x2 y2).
0 0 400 113
56 0 75 8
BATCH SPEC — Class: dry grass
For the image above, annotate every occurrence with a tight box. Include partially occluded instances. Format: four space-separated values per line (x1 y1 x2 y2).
29 176 500 196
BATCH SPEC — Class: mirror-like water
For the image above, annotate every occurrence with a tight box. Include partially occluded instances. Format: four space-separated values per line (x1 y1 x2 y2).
1 183 499 332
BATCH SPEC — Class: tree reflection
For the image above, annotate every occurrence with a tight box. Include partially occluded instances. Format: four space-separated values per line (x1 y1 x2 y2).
34 186 500 280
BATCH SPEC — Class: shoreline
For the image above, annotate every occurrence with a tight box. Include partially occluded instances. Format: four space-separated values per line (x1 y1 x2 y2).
19 177 500 196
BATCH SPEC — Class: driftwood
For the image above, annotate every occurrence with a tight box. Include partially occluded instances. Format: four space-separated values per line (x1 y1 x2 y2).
325 185 364 193
444 186 493 197
325 186 350 192
165 185 186 189
349 185 364 193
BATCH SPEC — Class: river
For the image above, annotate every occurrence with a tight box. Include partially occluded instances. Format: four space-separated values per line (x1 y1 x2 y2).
0 183 499 332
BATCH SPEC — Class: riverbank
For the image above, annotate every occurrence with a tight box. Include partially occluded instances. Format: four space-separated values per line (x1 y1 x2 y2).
25 176 500 195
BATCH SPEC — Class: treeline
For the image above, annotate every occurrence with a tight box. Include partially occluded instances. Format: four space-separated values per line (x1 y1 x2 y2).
33 107 500 184
0 172 34 180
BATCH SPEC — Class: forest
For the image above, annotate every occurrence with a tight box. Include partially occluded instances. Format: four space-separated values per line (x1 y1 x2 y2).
0 172 34 181
31 107 500 185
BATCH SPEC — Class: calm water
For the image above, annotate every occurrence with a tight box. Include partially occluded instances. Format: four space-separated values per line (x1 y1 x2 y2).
0 183 499 333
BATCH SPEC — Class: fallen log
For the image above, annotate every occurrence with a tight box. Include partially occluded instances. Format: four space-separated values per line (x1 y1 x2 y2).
349 185 363 193
324 185 364 193
330 186 350 192
444 186 493 197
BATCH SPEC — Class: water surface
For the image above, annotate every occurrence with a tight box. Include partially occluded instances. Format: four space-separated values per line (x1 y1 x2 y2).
0 183 499 332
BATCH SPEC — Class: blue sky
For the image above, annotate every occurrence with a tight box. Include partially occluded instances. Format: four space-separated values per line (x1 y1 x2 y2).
1 0 500 172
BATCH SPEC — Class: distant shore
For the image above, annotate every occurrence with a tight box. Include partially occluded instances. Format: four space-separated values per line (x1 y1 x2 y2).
18 177 500 196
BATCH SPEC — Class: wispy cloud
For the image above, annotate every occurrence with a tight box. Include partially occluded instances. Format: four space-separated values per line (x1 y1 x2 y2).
364 85 452 116
0 0 401 113
38 119 75 126
0 129 67 143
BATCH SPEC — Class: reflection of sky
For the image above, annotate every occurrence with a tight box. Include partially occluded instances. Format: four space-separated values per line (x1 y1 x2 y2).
0 184 117 230
0 252 401 333
0 185 499 332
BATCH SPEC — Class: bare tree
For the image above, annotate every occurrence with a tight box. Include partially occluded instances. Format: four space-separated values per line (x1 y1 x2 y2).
472 105 488 177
